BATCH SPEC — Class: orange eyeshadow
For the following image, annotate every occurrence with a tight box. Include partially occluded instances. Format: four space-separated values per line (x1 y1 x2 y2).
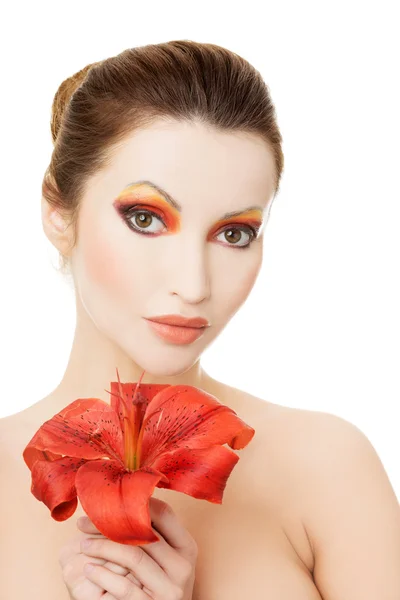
114 184 264 236
208 209 264 235
114 188 181 232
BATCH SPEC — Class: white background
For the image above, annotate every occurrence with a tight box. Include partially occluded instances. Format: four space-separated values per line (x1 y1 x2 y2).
1 2 399 497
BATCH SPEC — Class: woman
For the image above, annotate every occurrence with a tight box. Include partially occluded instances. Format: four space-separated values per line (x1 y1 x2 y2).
1 40 399 600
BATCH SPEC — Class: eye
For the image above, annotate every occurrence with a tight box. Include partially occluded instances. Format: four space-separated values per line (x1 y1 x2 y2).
123 207 166 234
118 205 258 248
215 226 256 249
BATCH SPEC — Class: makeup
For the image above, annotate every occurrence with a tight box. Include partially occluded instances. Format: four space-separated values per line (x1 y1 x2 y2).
113 181 265 248
145 314 210 327
144 319 206 344
206 208 264 247
114 183 181 234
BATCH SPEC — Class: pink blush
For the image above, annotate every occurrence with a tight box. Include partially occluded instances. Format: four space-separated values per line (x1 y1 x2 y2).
79 216 133 292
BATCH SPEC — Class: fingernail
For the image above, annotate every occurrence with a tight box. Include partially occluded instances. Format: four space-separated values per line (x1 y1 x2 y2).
81 538 92 550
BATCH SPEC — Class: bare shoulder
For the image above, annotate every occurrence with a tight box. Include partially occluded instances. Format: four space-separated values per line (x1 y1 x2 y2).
258 399 400 598
0 403 42 460
257 400 390 495
231 387 379 497
0 410 26 460
220 377 372 472
204 374 358 505
207 373 359 455
0 400 56 489
210 377 389 543
0 406 43 499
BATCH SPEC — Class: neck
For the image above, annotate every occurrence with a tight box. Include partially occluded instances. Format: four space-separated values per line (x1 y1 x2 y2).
49 295 212 411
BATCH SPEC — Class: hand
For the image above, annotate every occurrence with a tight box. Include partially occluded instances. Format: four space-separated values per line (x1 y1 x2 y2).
59 496 198 599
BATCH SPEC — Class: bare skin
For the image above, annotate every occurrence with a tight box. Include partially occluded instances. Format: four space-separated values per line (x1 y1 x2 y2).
0 373 323 600
2 104 399 598
1 119 327 598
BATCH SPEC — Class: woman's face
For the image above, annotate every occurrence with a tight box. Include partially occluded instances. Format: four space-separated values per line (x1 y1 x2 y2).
69 119 276 376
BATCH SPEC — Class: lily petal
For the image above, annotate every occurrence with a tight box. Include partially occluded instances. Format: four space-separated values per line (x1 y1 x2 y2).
151 444 240 503
23 398 124 469
23 446 62 471
108 381 171 435
139 385 255 467
30 455 88 520
75 459 169 545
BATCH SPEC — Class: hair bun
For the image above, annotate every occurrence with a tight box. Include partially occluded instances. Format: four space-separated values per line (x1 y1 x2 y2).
50 62 100 144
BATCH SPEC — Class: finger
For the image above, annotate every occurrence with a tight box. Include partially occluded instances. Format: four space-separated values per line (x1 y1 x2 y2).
77 532 132 578
77 499 196 558
59 535 135 597
77 517 143 583
81 537 171 597
59 533 103 569
77 515 103 535
100 559 131 577
67 556 139 597
96 570 144 593
78 525 178 588
149 498 198 560
62 554 106 599
137 520 194 584
70 525 132 579
78 501 197 580
84 562 150 599
126 571 145 588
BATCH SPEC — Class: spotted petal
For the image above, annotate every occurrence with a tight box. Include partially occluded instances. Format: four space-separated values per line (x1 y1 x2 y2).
75 459 169 545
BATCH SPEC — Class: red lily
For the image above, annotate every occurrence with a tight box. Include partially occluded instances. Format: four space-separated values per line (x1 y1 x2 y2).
23 369 255 546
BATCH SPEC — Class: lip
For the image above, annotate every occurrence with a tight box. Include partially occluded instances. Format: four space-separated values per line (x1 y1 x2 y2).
144 318 207 345
145 314 210 328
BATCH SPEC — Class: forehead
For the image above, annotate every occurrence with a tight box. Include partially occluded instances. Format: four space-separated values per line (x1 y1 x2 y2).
94 119 276 210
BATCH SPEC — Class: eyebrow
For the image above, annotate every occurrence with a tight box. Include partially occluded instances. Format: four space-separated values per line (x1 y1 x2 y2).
125 180 264 220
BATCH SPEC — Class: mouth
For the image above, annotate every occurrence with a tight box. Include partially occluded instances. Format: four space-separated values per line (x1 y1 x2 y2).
145 314 210 328
143 318 207 345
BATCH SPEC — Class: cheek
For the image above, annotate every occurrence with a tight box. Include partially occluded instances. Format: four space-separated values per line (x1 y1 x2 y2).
85 234 130 292
216 250 262 319
85 235 127 288
75 216 146 309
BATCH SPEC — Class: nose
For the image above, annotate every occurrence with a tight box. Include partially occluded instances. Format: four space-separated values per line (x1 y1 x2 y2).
168 238 211 305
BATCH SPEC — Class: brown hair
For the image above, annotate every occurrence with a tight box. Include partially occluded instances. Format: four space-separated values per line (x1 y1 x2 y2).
42 39 284 275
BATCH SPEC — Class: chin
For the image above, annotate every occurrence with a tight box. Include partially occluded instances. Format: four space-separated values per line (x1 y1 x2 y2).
118 338 204 379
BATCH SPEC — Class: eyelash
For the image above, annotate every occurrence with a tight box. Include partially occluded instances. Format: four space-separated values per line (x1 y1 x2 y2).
118 205 260 250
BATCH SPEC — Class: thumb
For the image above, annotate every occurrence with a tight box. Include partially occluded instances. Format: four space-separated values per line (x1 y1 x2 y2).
76 515 104 535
